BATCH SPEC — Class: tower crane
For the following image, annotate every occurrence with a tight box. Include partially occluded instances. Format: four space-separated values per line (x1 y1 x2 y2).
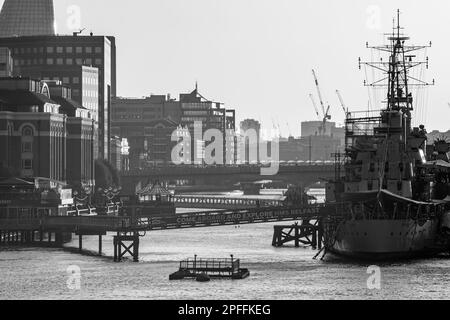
309 94 320 119
311 69 332 135
336 90 347 115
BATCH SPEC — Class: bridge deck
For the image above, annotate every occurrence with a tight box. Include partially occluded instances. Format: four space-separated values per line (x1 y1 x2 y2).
0 205 326 233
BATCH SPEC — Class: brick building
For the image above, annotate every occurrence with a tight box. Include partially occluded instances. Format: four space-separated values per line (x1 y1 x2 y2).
0 77 95 188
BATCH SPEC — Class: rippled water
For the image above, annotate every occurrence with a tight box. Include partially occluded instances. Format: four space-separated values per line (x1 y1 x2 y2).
1 190 449 300
1 222 450 300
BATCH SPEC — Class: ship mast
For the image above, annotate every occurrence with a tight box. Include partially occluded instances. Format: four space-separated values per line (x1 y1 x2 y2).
359 9 433 116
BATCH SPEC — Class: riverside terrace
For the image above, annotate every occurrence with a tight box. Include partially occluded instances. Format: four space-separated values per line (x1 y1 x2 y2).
120 163 337 194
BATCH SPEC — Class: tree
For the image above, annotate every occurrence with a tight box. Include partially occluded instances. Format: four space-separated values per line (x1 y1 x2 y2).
95 159 121 189
0 161 19 178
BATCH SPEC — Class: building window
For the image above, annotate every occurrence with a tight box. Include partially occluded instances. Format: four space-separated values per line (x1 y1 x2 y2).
95 47 102 54
75 58 82 65
76 47 83 54
47 47 54 53
56 47 63 53
63 77 70 84
66 47 73 53
85 58 92 65
86 47 92 54
22 159 33 170
56 58 63 65
66 58 73 65
23 127 33 137
95 58 102 65
73 77 80 84
47 58 54 65
22 141 32 152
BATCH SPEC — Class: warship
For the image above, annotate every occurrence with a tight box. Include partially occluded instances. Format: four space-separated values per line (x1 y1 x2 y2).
324 11 450 259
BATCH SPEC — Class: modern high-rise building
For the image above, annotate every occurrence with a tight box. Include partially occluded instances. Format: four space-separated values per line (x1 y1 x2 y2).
0 0 55 38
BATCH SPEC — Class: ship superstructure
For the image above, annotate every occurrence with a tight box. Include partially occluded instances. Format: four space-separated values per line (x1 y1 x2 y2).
324 11 450 259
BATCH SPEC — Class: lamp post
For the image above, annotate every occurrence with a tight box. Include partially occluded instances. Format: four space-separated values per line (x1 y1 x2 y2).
97 186 122 215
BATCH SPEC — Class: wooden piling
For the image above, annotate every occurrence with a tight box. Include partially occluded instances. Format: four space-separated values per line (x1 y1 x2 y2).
78 234 83 252
272 223 324 250
98 235 102 256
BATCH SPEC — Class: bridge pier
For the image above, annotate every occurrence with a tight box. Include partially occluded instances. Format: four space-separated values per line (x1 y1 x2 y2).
98 235 103 256
78 234 83 253
272 221 324 249
113 232 139 262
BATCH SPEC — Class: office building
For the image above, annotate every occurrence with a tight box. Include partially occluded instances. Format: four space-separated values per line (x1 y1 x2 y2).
0 35 116 160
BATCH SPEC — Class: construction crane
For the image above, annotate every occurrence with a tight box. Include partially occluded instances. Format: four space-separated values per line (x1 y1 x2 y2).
312 69 326 116
336 90 347 115
311 69 332 135
309 94 320 119
286 122 293 138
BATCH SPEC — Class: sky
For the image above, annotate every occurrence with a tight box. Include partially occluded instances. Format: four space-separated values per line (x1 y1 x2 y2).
2 0 450 136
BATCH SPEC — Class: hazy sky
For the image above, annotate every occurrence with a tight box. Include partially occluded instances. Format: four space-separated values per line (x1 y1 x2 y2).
3 0 450 135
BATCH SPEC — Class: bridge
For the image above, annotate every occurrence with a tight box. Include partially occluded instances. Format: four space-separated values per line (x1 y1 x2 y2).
120 164 336 194
0 204 331 261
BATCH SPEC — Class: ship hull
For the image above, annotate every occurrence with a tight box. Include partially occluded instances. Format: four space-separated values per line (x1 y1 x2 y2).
325 219 444 260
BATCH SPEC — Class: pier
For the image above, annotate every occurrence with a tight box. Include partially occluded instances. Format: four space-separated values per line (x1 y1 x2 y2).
0 203 328 262
272 221 324 249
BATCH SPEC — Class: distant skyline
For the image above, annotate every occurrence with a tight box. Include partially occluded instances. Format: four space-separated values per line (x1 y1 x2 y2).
1 0 449 136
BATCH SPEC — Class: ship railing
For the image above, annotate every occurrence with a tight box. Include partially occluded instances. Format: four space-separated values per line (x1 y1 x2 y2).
330 200 446 221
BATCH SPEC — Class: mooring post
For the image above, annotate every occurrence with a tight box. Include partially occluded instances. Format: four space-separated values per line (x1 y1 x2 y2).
295 226 300 248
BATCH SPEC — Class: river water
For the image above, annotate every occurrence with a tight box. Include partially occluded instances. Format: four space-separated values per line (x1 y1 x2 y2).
1 190 450 300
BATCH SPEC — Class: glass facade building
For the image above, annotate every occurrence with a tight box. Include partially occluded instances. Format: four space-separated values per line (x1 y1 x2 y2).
0 0 55 38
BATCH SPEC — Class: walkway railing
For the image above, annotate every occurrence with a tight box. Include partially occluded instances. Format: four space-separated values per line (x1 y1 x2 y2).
171 195 285 208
